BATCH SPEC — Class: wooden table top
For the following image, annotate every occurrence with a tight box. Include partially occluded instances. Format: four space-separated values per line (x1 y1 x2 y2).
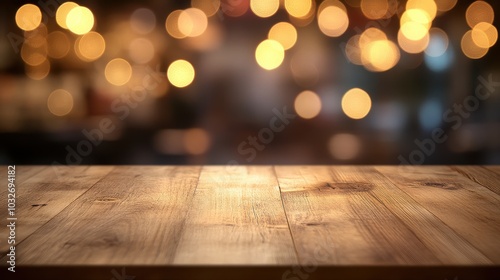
1 165 499 279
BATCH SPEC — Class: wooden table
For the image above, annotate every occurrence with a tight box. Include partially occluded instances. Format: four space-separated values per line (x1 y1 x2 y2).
1 166 499 279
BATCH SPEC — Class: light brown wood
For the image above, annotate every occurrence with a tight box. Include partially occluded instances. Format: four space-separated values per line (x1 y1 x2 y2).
173 166 297 265
485 166 500 177
451 166 500 195
376 166 500 263
1 165 499 269
275 166 441 265
6 166 201 265
0 166 112 255
345 166 490 264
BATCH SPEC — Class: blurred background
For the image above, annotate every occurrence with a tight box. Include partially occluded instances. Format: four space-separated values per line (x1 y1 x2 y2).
0 0 499 165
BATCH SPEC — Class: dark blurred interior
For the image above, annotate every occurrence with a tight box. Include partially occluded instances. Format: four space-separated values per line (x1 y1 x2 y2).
0 0 499 165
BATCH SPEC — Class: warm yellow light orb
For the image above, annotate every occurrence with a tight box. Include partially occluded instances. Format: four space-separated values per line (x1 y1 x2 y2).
251 0 280 18
268 22 297 50
342 88 372 120
56 2 79 29
66 6 95 35
285 0 312 18
255 39 285 70
77 31 106 61
167 60 196 88
16 4 42 31
318 5 349 37
105 58 133 86
294 90 322 119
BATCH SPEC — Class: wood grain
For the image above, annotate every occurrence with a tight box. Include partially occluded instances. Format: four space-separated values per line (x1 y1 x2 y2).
275 166 440 265
7 166 201 265
1 165 499 268
377 166 500 263
340 166 490 264
451 166 500 195
0 166 111 255
485 166 500 177
173 166 297 265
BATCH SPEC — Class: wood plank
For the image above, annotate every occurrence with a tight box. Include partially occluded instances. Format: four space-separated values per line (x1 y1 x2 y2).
275 166 440 265
4 166 201 265
451 166 500 195
336 166 490 264
173 166 297 265
484 166 500 177
377 166 500 263
0 165 109 255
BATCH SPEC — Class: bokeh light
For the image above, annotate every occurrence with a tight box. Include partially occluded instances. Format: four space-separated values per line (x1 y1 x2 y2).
221 0 250 17
290 0 316 27
24 24 47 48
178 8 208 37
359 27 387 48
360 0 388 20
21 44 48 66
56 2 79 29
406 0 437 20
401 21 430 41
328 133 362 160
400 8 432 43
192 0 221 17
356 28 399 72
461 30 488 59
435 0 457 12
255 39 285 70
466 1 494 28
184 128 211 155
129 38 155 64
166 10 187 39
342 88 372 120
398 29 430 54
182 23 223 51
66 6 95 35
15 4 42 31
318 5 349 37
250 0 279 18
400 9 432 31
47 31 70 59
25 59 50 80
47 89 74 117
105 58 133 86
285 0 313 18
471 22 497 49
294 90 322 119
130 8 156 34
268 22 297 50
345 35 363 65
167 60 195 88
362 39 400 72
77 31 106 61
425 28 449 57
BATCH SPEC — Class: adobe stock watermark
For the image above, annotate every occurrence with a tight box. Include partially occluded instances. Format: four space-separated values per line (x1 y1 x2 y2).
226 106 296 170
7 0 64 53
51 65 163 176
399 74 499 165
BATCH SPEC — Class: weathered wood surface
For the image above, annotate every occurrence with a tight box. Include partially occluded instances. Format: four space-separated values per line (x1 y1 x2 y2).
0 165 499 268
